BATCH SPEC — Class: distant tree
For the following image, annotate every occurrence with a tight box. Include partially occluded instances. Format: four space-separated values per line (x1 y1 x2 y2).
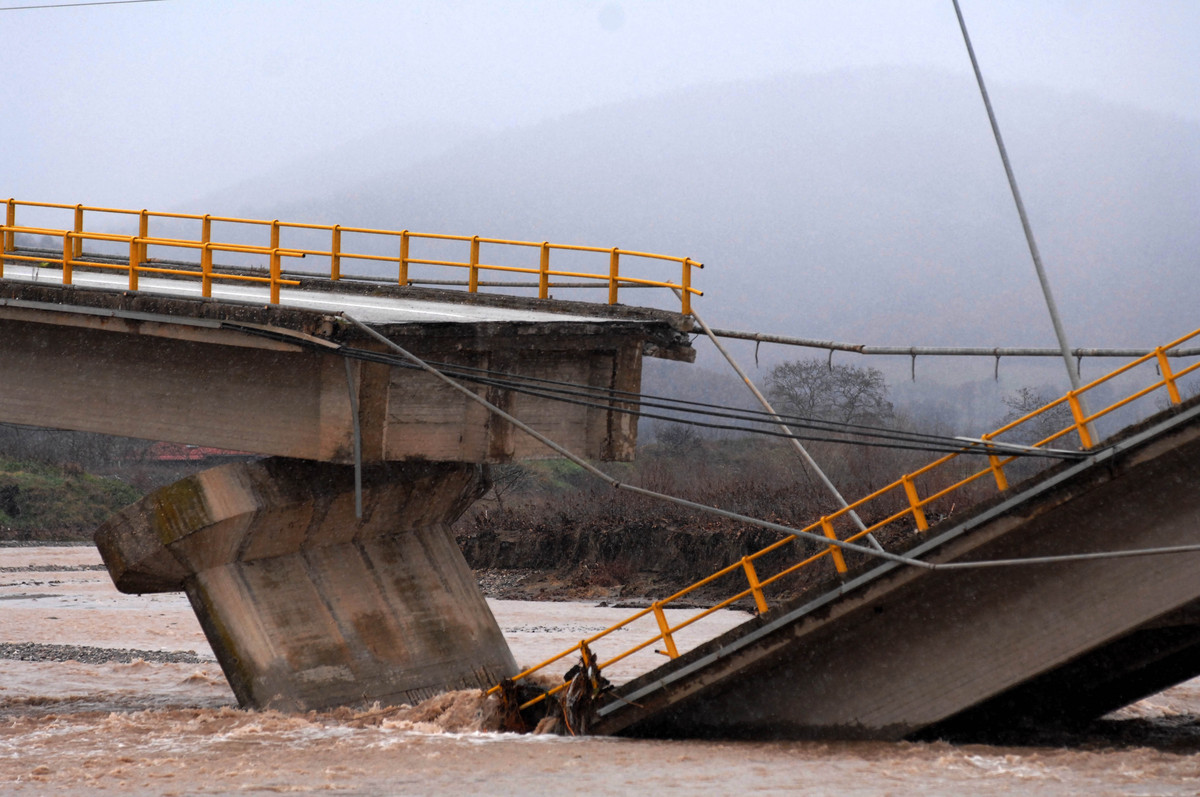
765 359 894 427
655 422 702 455
997 386 1073 444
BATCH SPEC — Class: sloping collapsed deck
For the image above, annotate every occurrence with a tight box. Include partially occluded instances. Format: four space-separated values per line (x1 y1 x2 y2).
594 396 1200 740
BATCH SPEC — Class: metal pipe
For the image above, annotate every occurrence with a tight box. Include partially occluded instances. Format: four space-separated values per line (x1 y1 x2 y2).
952 0 1096 440
343 358 363 520
679 292 883 551
708 327 1200 359
335 320 1200 576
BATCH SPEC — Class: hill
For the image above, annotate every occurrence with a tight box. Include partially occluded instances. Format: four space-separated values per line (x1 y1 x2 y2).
195 66 1199 360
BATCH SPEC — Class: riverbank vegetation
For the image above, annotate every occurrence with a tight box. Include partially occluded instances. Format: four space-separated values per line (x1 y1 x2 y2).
0 457 140 542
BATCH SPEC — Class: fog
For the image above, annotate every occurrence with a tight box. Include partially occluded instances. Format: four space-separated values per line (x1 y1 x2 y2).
6 1 1198 203
5 0 1200 406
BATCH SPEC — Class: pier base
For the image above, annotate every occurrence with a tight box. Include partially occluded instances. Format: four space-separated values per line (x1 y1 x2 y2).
95 457 516 711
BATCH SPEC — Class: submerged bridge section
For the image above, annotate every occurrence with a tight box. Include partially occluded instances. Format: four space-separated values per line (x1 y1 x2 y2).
596 397 1200 739
494 326 1200 741
0 198 699 711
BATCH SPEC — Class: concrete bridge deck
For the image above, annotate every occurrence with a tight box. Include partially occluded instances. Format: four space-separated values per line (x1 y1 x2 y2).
589 395 1200 740
0 261 665 327
0 257 695 712
0 267 692 465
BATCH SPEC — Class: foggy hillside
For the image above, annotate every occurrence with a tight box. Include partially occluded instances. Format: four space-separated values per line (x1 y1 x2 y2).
201 67 1198 351
194 66 1199 423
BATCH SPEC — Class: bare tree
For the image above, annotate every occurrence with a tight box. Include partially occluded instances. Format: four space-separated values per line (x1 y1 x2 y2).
998 386 1074 445
765 359 894 427
655 422 702 455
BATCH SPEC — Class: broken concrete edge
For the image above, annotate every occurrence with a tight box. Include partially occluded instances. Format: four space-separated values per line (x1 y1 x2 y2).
589 394 1200 738
0 272 698 362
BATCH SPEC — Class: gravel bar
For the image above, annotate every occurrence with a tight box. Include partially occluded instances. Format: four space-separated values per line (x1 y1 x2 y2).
0 642 213 664
0 565 107 573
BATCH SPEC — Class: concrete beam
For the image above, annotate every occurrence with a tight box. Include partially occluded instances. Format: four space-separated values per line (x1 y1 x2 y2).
0 283 659 463
95 458 517 710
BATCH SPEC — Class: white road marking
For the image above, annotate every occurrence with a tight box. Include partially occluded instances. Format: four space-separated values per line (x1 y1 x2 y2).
1 266 614 324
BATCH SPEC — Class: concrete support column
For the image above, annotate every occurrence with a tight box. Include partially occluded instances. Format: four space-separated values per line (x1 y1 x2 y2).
95 457 517 711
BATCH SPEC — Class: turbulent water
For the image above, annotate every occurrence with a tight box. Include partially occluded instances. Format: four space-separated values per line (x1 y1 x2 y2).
4 547 1200 795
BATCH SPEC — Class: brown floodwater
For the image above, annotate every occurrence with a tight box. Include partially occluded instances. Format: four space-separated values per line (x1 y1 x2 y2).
4 546 1200 795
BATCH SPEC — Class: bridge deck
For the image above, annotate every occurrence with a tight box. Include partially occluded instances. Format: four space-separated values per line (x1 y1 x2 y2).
0 266 691 464
590 396 1200 740
0 261 678 327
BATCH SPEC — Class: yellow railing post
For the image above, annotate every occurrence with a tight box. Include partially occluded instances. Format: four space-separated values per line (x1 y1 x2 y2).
1156 347 1183 405
901 475 930 531
269 220 281 304
681 257 693 315
1066 390 1095 449
652 601 679 658
72 204 84 258
981 433 1009 491
399 230 410 286
126 237 139 291
0 198 12 277
200 215 213 298
61 232 73 285
469 235 480 293
201 244 214 297
138 209 149 265
608 247 620 305
539 242 550 299
820 517 849 574
330 225 342 281
3 198 14 252
741 556 770 614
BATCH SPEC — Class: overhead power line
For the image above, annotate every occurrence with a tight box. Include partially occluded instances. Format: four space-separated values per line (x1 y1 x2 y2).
340 312 1200 576
225 321 1087 460
1 0 163 11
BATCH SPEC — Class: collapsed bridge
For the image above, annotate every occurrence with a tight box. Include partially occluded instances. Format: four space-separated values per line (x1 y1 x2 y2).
4 198 1200 741
0 198 697 710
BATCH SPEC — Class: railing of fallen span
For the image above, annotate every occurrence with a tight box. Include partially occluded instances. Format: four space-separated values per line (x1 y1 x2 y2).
491 324 1200 711
0 199 703 313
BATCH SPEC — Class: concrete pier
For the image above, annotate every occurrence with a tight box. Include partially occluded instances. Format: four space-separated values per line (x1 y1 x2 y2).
0 280 693 709
96 457 516 710
0 277 698 708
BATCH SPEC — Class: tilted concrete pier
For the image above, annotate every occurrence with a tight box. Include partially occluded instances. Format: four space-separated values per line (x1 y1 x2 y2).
0 278 693 709
96 458 510 710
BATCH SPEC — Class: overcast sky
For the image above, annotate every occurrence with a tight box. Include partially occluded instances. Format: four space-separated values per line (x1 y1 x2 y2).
4 0 1197 210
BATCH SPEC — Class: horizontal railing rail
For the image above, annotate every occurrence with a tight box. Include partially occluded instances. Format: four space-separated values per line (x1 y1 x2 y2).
491 324 1200 711
0 199 703 313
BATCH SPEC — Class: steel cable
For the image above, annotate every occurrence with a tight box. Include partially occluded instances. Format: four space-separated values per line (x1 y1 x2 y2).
318 338 1084 459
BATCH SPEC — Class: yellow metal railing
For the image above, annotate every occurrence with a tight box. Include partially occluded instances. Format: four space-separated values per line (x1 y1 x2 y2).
0 199 703 313
492 325 1200 710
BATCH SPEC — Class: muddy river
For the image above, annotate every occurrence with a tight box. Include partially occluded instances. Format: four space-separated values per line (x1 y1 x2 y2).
4 546 1200 795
